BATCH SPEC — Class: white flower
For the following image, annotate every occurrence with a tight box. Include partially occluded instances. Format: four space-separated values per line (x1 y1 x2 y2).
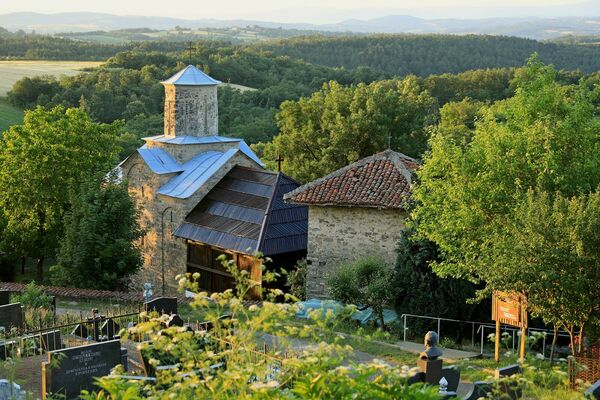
536 353 544 360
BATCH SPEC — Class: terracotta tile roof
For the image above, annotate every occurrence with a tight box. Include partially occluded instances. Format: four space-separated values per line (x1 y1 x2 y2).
284 150 418 209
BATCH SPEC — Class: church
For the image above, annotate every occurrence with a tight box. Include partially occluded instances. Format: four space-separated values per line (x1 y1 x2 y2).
118 65 307 295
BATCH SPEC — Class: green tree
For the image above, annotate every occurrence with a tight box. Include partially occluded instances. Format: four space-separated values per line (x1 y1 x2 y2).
412 57 600 341
264 79 436 183
0 106 120 280
328 258 397 329
52 175 143 290
394 228 478 335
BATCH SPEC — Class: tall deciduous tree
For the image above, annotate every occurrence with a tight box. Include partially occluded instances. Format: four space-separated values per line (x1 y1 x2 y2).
52 175 143 290
412 56 600 342
262 78 437 183
0 106 120 280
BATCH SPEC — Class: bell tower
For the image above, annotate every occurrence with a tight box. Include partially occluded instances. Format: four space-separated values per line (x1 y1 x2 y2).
162 65 220 138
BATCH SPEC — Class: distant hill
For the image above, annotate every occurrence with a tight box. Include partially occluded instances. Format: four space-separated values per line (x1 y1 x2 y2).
2 12 600 40
255 35 600 76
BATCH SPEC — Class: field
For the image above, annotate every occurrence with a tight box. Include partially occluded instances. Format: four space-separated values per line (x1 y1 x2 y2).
0 98 23 133
0 60 103 95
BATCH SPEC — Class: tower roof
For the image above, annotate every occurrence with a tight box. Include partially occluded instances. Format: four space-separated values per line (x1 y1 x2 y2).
161 65 221 86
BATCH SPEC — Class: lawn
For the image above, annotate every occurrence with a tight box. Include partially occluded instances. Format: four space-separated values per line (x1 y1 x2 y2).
0 98 23 133
0 60 103 96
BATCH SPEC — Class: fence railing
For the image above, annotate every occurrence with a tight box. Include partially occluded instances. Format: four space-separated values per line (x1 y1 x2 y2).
400 313 572 356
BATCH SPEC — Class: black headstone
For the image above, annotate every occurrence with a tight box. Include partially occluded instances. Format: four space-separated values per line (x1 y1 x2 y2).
100 319 120 340
0 339 17 360
495 363 522 378
0 290 10 306
71 324 90 339
585 379 600 400
441 366 460 392
22 330 62 353
144 297 177 315
0 303 23 331
42 339 124 400
165 314 184 328
464 381 494 400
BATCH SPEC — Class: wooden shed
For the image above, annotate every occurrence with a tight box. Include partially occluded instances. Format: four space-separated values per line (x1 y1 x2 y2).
173 166 307 295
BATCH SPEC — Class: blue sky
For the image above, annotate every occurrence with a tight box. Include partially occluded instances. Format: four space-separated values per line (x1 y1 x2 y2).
0 0 597 23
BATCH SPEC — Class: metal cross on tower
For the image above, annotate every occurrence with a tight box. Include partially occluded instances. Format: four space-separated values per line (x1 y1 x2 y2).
276 154 284 172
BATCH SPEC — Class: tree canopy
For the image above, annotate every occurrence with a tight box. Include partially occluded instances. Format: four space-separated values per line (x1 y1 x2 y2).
0 106 121 280
260 78 436 183
412 56 600 338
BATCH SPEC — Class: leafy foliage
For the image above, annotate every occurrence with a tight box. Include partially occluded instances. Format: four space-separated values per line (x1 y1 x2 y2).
328 258 397 329
260 79 436 183
0 106 120 280
412 56 600 344
394 228 480 333
51 175 143 290
258 34 600 76
284 258 308 301
80 257 439 400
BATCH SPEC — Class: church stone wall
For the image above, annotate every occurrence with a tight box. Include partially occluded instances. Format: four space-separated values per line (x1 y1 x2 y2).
123 152 259 294
164 85 218 138
305 206 406 299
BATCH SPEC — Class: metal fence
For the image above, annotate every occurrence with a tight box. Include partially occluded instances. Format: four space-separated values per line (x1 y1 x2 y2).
568 341 600 387
400 313 572 356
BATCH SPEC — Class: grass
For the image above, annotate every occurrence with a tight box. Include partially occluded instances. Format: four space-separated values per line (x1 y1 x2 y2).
0 60 103 96
0 98 23 133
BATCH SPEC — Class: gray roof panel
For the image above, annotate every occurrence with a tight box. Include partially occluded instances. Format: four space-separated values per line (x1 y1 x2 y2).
161 65 221 86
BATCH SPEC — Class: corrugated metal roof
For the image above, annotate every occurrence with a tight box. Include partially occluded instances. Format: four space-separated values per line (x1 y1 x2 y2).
161 65 221 86
143 135 240 145
142 135 265 167
137 146 183 175
158 149 237 199
174 166 308 256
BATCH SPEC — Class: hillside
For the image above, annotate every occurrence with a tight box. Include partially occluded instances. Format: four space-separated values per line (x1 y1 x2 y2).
256 35 600 76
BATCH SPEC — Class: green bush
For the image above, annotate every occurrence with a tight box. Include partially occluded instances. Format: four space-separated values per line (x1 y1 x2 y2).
284 258 308 301
328 258 397 329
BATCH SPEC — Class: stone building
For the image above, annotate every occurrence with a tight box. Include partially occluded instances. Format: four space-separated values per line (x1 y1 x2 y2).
118 65 306 294
284 150 418 299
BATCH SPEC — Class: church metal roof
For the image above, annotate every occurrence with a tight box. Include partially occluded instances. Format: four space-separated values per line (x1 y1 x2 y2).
173 166 308 256
161 65 221 86
137 146 183 175
158 149 236 199
142 135 264 167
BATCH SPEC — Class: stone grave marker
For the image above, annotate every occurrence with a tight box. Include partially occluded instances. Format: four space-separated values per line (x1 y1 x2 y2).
0 339 17 360
441 366 460 392
0 379 25 400
165 314 184 328
100 319 120 340
30 330 63 353
71 324 90 339
585 379 600 400
144 297 177 315
0 303 23 331
42 339 125 400
0 291 10 307
463 381 494 400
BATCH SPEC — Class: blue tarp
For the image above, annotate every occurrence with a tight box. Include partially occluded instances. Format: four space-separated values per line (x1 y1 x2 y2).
296 299 398 326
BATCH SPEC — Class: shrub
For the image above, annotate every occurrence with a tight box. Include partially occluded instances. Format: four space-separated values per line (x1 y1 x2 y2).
284 258 308 301
328 258 397 329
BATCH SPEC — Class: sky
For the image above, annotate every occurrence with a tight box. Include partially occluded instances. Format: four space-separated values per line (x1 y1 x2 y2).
0 0 597 23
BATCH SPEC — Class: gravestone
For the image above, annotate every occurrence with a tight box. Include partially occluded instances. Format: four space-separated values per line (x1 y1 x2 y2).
42 339 125 400
144 297 177 315
21 330 62 354
585 379 600 400
100 319 120 340
495 363 522 378
0 379 25 400
165 314 184 328
0 303 23 331
418 358 443 385
71 324 90 339
0 339 17 360
463 381 494 400
0 291 10 306
441 366 460 392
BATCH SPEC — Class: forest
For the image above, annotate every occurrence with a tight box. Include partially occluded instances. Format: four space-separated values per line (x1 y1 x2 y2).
256 34 600 75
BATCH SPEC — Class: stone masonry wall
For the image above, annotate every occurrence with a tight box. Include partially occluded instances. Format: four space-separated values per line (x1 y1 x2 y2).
305 206 406 299
163 84 218 137
122 150 259 294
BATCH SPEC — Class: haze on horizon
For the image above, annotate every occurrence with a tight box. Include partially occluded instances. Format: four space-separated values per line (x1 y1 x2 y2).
0 0 598 24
